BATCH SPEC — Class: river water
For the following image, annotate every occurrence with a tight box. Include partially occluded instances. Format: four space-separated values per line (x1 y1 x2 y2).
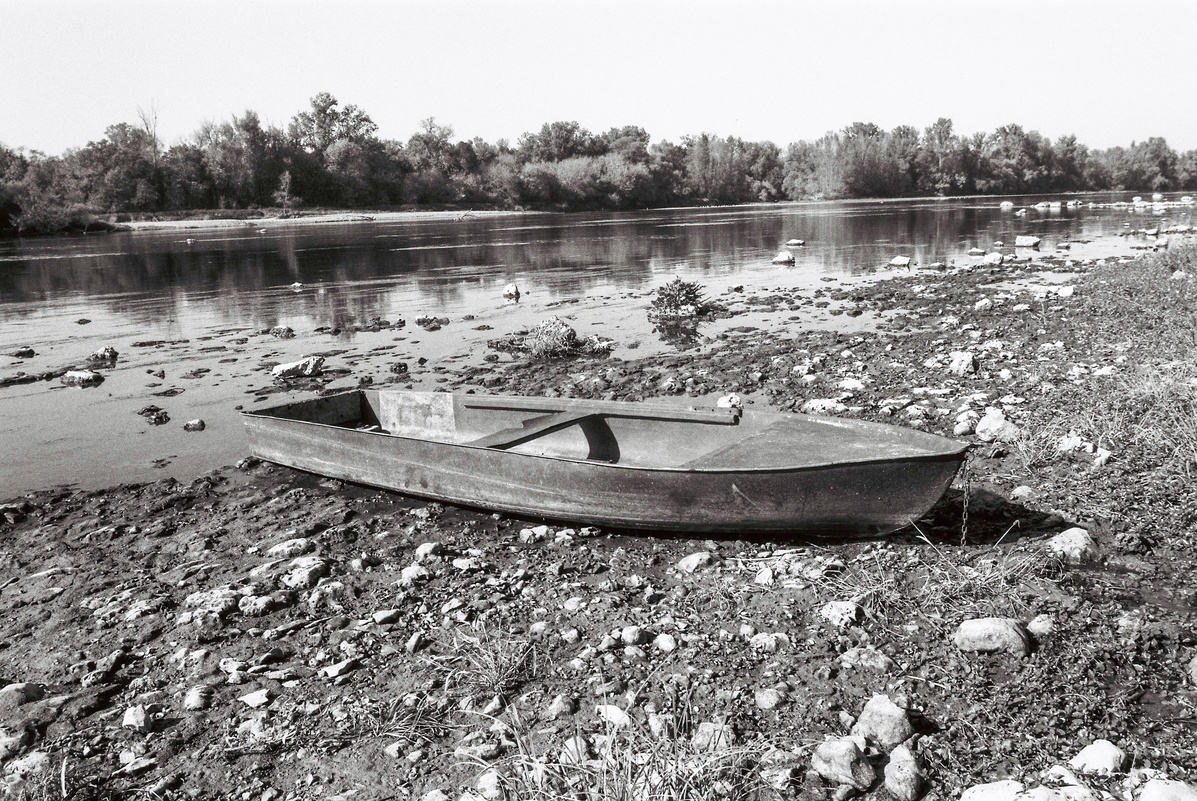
0 193 1190 495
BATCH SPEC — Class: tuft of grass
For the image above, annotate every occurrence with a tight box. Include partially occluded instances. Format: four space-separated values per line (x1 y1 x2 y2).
466 711 779 801
430 625 540 701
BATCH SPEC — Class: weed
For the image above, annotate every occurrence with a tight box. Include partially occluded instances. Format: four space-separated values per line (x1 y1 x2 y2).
465 710 778 801
431 625 540 701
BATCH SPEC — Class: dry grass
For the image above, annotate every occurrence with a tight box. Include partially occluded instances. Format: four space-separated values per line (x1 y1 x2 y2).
805 534 1040 633
430 625 541 701
464 711 780 801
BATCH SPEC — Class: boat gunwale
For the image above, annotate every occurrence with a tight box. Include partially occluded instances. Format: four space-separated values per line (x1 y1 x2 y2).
241 406 971 475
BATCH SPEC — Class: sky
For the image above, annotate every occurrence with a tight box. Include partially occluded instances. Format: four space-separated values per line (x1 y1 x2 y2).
3 0 1196 156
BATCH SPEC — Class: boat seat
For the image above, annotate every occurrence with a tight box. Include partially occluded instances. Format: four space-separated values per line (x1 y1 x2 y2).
465 411 597 450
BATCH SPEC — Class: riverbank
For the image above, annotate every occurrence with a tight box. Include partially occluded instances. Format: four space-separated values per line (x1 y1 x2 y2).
119 208 528 232
1 238 1195 799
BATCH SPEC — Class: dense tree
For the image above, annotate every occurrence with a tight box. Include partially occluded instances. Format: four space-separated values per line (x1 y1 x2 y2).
288 93 378 160
5 99 1196 235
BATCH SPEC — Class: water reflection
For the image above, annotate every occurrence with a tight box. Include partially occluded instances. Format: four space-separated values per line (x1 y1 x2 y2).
0 194 1189 335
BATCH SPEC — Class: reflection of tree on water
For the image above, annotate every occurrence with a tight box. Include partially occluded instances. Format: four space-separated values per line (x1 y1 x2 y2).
654 321 704 350
0 197 1144 333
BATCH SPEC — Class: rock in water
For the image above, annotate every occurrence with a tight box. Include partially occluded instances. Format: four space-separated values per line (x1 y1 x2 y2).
61 370 104 388
1015 235 1041 248
272 356 324 379
889 256 913 268
772 251 796 264
183 419 206 432
502 282 521 301
953 618 1031 655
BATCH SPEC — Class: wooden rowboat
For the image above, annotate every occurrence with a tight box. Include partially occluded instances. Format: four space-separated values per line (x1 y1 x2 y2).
242 390 968 535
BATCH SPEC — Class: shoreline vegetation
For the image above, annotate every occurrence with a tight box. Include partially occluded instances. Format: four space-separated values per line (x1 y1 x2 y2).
3 92 1196 236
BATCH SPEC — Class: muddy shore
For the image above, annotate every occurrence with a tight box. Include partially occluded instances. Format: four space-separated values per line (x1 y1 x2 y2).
1 234 1195 800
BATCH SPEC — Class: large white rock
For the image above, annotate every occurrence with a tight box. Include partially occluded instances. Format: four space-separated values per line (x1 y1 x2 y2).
983 252 1005 266
975 408 1021 443
502 282 520 301
948 351 979 376
851 694 913 750
676 551 714 573
961 780 1026 801
839 646 895 672
61 369 105 387
1015 235 1042 248
1068 739 1127 775
820 601 861 628
811 737 875 790
271 356 324 379
1046 528 1099 564
953 618 1031 655
772 250 796 264
691 721 735 751
885 744 922 801
889 256 913 268
1139 780 1197 801
802 398 848 415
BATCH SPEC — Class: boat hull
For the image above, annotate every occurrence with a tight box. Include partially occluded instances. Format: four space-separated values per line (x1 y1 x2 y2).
243 395 965 535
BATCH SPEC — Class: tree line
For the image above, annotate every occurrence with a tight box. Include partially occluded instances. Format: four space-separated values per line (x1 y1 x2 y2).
2 92 1196 234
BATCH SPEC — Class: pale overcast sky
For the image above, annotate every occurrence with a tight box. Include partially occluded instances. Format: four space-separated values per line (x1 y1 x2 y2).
3 0 1195 155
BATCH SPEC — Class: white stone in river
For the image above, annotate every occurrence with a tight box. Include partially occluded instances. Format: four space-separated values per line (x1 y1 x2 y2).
1046 527 1099 564
772 250 795 264
1068 739 1127 775
271 356 324 378
889 256 912 268
502 282 520 300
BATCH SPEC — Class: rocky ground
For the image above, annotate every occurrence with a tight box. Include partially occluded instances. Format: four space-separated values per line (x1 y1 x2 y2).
2 237 1196 801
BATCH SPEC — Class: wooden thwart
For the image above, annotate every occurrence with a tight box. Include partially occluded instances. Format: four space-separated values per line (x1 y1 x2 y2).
465 411 596 449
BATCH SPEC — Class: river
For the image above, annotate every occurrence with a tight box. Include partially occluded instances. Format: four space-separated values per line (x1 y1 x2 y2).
0 193 1190 495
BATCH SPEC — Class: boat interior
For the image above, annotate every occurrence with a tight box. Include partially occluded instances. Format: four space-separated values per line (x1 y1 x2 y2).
246 390 966 470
